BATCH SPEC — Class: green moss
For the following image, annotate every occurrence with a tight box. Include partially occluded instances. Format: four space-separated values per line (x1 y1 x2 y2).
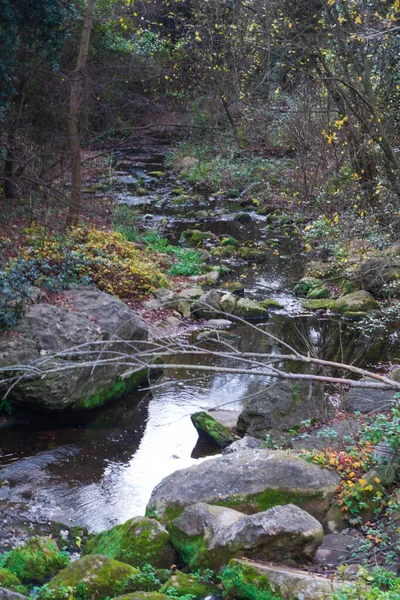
307 286 331 299
160 571 218 599
78 369 148 410
0 567 28 594
84 517 175 569
301 298 332 310
294 277 321 297
3 537 69 584
238 247 266 262
259 299 283 309
46 555 140 600
113 594 169 600
190 412 235 448
221 237 239 248
213 488 324 515
221 560 282 600
167 526 208 569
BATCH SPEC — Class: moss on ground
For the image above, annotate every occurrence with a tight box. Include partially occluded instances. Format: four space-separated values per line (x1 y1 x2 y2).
0 567 28 594
160 571 218 599
221 560 282 600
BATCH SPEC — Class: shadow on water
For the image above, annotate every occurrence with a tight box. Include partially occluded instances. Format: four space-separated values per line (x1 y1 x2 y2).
1 146 399 532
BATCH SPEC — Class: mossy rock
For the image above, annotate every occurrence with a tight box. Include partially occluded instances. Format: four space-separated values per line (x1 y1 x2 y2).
234 298 268 320
221 560 280 600
259 299 283 310
226 189 240 198
191 412 235 448
342 311 369 321
3 537 69 584
112 594 168 600
305 260 335 278
234 212 252 223
301 299 331 310
329 290 379 313
180 230 211 247
238 247 267 262
0 569 28 595
307 286 330 300
221 237 240 248
160 571 217 599
46 555 140 600
213 245 237 258
294 277 321 297
225 282 245 295
84 517 176 569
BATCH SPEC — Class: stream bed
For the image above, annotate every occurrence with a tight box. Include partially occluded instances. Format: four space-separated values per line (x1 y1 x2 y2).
1 144 399 535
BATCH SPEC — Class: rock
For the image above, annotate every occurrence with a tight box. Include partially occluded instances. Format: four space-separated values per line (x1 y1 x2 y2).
198 270 220 286
234 298 268 320
46 555 140 600
221 237 240 248
237 381 328 440
292 418 361 452
146 448 341 523
307 286 331 299
3 536 69 584
0 571 26 595
84 517 176 569
176 301 191 318
26 286 43 304
344 378 395 413
190 412 235 448
215 245 237 258
365 465 396 487
180 229 211 247
373 442 400 466
330 290 378 313
305 261 335 278
191 290 222 319
259 298 283 309
359 257 400 295
234 212 252 223
152 289 175 305
160 572 217 599
0 590 29 600
312 533 357 566
223 436 263 455
175 287 203 301
323 503 348 534
294 277 322 297
342 311 369 321
225 282 245 295
170 503 323 569
205 319 233 329
301 298 332 310
208 409 241 429
222 559 350 600
0 288 149 411
219 293 237 314
238 247 267 262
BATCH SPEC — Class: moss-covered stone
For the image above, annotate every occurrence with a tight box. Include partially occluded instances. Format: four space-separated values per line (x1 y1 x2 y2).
84 517 176 569
221 560 280 600
259 298 283 309
191 412 235 448
3 537 69 584
0 569 28 594
77 369 148 411
225 282 245 294
307 286 330 299
180 230 211 247
329 290 378 313
301 298 332 310
294 277 321 297
238 247 267 262
234 298 268 320
214 245 237 258
221 237 240 248
160 571 218 599
47 555 140 600
342 311 369 321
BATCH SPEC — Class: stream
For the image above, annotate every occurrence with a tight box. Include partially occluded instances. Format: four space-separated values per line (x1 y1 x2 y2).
1 143 399 535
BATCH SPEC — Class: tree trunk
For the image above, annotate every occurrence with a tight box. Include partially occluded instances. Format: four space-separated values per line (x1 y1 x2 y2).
66 0 95 228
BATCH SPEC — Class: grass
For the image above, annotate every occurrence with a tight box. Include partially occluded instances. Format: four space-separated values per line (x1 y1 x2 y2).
143 231 205 277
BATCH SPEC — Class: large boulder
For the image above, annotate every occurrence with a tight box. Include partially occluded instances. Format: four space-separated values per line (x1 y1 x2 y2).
237 381 328 440
46 555 140 600
191 290 222 319
84 517 176 569
146 448 340 523
222 559 350 600
0 591 28 600
170 503 323 569
233 298 268 320
0 288 149 411
329 290 378 313
3 537 69 584
359 256 400 296
343 378 396 413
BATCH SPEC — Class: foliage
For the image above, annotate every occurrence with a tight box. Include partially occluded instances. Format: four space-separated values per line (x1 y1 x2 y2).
221 561 281 600
143 231 205 277
362 403 400 454
327 567 400 600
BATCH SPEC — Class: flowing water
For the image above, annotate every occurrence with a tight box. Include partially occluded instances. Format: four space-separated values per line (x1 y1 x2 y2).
1 144 399 533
